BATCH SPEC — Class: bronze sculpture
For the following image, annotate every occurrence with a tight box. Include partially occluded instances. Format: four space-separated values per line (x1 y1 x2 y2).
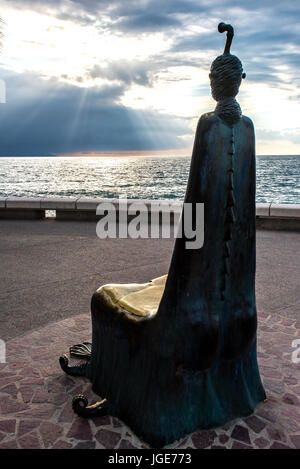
60 23 266 447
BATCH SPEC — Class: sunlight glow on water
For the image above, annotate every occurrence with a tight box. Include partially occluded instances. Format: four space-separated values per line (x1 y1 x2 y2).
0 155 299 204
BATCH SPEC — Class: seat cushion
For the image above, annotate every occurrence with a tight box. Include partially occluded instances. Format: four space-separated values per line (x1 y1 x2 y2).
96 274 167 317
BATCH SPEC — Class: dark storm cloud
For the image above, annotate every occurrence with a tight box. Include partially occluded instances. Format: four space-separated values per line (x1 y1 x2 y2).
1 0 300 154
0 69 190 156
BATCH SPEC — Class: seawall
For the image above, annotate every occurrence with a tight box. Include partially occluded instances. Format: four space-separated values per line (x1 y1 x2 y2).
0 197 299 230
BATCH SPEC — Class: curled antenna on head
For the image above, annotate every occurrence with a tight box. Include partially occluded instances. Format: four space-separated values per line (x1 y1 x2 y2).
218 22 234 54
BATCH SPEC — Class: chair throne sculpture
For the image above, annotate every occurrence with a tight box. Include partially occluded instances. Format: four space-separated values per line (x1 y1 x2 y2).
59 23 266 448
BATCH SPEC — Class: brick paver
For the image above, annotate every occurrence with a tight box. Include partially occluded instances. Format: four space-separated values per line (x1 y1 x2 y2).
0 311 299 449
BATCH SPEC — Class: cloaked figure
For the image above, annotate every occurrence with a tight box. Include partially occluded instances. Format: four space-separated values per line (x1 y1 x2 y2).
60 23 266 448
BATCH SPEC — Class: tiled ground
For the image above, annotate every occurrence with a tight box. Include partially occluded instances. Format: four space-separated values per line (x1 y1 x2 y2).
0 312 299 449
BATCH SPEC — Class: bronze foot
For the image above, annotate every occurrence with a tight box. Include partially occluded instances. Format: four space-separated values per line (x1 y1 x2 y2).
72 394 110 418
59 354 89 377
70 342 92 360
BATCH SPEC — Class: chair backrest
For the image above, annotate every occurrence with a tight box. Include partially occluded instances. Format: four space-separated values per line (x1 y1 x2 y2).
156 111 256 369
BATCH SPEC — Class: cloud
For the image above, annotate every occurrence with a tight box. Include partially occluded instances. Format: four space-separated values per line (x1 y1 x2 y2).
112 13 181 33
1 0 300 154
170 32 218 54
256 127 300 145
0 69 190 155
88 60 154 87
170 10 300 90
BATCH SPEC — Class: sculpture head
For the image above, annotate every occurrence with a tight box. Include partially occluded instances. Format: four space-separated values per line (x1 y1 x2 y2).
209 23 246 102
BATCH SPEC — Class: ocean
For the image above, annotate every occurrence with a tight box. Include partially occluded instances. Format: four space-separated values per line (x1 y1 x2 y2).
0 155 299 204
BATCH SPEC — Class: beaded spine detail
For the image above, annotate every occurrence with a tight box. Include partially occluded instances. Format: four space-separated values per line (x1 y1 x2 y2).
221 125 236 301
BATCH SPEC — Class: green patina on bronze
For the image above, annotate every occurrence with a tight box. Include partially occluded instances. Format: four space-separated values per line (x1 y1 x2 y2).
59 23 266 448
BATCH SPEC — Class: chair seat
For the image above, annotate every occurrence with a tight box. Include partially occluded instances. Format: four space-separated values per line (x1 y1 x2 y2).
96 274 167 317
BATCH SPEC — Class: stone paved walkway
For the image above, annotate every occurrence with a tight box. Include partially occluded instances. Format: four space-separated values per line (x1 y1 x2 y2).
0 311 299 449
1 221 299 342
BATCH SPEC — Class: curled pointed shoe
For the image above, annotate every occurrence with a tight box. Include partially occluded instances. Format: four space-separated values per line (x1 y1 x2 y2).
59 354 89 377
70 342 92 360
72 394 110 418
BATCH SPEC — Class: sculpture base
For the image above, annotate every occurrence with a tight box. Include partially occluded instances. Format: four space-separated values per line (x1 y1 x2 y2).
60 334 265 448
91 347 265 448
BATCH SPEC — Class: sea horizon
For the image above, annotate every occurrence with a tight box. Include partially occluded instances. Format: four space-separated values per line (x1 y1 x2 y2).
0 154 299 205
0 154 300 158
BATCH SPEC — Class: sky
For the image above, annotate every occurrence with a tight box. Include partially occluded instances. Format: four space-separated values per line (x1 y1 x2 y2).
0 0 300 156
